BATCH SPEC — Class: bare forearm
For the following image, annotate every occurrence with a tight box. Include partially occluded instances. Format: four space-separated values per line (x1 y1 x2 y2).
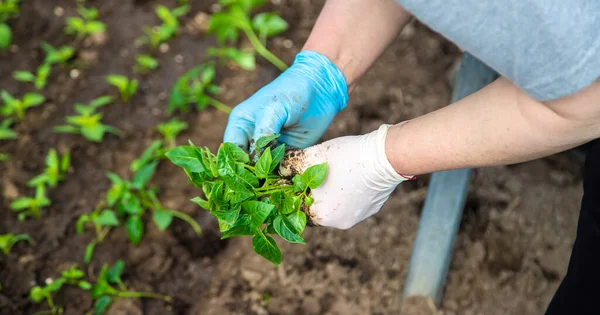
386 78 600 175
303 0 411 90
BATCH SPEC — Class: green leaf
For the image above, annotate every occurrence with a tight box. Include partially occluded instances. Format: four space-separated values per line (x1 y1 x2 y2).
190 196 210 210
287 211 307 234
94 210 119 226
273 215 305 244
10 197 33 210
13 71 35 82
212 204 240 226
107 259 125 284
220 142 250 163
255 134 279 150
29 286 46 303
125 215 144 245
22 93 45 107
131 140 163 172
89 96 115 108
255 147 272 179
94 295 113 315
152 209 173 231
165 146 206 173
84 242 96 264
252 13 288 37
301 163 328 189
305 196 314 207
242 200 275 229
131 160 158 190
221 224 254 239
223 178 254 204
0 23 11 49
270 144 285 172
76 215 90 234
282 195 300 215
252 231 281 266
78 280 92 290
292 174 306 193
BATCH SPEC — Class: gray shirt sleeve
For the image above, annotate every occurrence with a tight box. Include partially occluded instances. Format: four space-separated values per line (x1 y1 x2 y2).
396 0 600 101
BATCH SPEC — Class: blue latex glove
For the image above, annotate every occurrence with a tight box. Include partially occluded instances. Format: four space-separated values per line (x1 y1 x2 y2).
223 50 349 150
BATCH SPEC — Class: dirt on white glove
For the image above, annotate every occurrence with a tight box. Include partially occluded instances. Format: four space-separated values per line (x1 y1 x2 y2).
280 124 410 229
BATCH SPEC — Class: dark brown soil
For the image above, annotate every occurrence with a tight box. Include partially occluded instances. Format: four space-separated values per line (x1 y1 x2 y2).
0 1 583 314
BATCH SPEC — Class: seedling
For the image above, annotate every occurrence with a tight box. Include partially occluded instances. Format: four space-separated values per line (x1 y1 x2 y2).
207 47 255 71
90 260 171 314
10 184 50 220
0 118 17 140
168 63 231 114
136 4 189 49
134 54 159 73
0 233 32 255
105 75 138 102
207 0 288 71
53 96 122 142
166 135 327 266
0 153 9 161
64 5 106 40
157 118 188 148
0 22 10 49
76 203 120 264
13 63 51 90
0 0 21 49
130 140 164 172
41 42 75 66
0 90 45 120
29 265 92 314
27 149 70 188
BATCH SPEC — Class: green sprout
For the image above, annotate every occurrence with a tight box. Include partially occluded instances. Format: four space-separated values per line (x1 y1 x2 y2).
0 233 32 255
41 42 75 66
105 75 139 102
0 0 21 49
157 118 188 149
0 118 17 140
27 149 70 188
76 203 120 264
130 140 164 172
64 5 106 40
13 63 51 90
207 0 288 71
166 135 327 266
168 63 231 114
207 47 255 71
0 90 45 121
0 153 9 161
90 260 171 314
29 265 92 315
134 54 159 73
136 4 189 49
53 96 121 142
10 184 50 221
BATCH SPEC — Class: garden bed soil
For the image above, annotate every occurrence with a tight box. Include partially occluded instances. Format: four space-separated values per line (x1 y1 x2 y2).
0 1 583 314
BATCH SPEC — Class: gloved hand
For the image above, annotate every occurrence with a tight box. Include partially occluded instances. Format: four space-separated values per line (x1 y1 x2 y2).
223 50 349 150
280 124 413 229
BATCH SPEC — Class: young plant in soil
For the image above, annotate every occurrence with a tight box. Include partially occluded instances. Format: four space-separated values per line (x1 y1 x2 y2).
41 42 75 66
13 63 51 90
30 265 92 315
0 233 32 255
0 0 21 49
27 149 70 188
134 54 159 73
0 118 17 140
105 75 139 102
91 260 171 314
168 62 231 114
207 0 288 71
76 203 120 264
64 5 106 40
136 4 189 49
165 135 327 266
207 46 256 71
10 184 50 221
53 96 122 143
157 118 188 149
0 90 45 121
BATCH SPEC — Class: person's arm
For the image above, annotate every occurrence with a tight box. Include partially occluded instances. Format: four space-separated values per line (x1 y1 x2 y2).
386 78 600 175
303 0 412 91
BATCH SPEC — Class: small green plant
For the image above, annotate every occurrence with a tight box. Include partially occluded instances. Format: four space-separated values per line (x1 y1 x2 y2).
64 5 106 40
10 184 50 220
0 118 17 140
134 54 159 73
130 140 164 172
13 63 51 90
76 203 120 264
0 90 45 120
0 153 9 161
29 265 92 314
168 63 231 114
166 135 327 266
41 42 75 66
0 0 21 49
105 75 139 102
136 4 189 49
157 118 188 148
0 233 32 255
207 0 288 71
27 149 70 188
90 260 171 314
207 47 255 71
54 96 121 142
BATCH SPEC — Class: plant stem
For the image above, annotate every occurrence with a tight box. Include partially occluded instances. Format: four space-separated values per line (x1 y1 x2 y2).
162 209 202 235
117 291 172 301
242 26 288 72
206 96 232 114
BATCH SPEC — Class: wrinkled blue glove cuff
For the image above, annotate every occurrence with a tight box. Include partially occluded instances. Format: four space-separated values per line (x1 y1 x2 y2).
289 50 349 111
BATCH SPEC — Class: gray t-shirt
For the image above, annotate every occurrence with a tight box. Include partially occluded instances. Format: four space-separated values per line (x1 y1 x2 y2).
396 0 600 101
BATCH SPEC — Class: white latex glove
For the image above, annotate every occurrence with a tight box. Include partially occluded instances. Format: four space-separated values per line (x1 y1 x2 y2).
280 124 412 229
